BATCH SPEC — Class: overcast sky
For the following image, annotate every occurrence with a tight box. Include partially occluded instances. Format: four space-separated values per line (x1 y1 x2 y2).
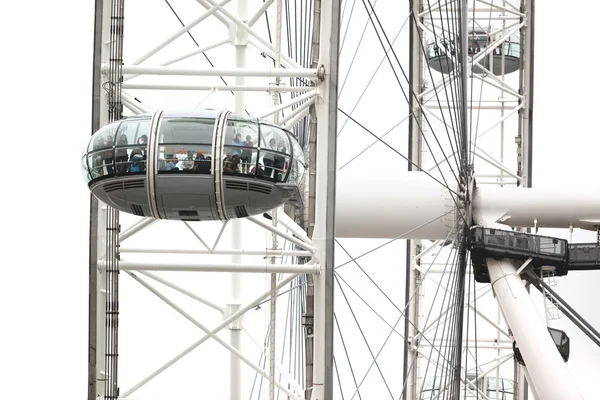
2 1 600 399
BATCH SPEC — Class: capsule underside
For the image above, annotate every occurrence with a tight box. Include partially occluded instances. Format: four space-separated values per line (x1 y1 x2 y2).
82 109 306 221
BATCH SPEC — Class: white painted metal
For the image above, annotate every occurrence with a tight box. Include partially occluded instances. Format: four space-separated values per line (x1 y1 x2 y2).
311 0 339 398
118 65 319 78
336 172 456 239
230 0 248 396
94 204 107 397
486 258 583 400
122 83 315 92
129 0 231 65
247 215 315 251
333 172 600 239
269 209 278 400
119 271 303 398
120 248 312 257
118 260 317 273
475 186 600 229
89 1 595 399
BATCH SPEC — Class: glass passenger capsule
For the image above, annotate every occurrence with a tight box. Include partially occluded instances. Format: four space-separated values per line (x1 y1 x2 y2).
81 109 306 221
427 30 520 75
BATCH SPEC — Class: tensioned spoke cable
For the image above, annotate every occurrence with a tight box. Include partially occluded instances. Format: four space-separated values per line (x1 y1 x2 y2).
358 0 464 195
337 12 410 138
425 248 461 399
463 252 474 399
338 109 462 203
334 312 364 400
338 0 380 97
339 114 412 170
335 207 457 271
443 246 466 399
418 246 461 397
335 275 395 399
471 261 480 399
339 0 358 55
335 272 404 338
164 0 234 96
420 2 463 172
444 0 464 156
334 356 346 400
336 239 404 314
336 214 462 387
418 1 463 169
348 298 405 400
469 0 495 168
398 352 419 400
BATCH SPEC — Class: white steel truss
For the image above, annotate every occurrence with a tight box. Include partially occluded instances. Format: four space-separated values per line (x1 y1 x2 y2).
89 0 337 399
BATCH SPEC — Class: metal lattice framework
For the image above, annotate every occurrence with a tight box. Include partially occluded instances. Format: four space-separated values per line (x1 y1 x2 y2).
87 1 596 400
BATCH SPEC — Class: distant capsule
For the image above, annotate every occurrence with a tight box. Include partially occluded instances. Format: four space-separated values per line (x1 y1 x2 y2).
427 30 520 75
82 109 306 221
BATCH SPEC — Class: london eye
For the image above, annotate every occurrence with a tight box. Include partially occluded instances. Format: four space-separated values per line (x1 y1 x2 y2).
80 1 600 399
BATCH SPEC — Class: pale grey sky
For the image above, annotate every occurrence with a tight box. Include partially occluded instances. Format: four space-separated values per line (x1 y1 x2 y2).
2 1 600 399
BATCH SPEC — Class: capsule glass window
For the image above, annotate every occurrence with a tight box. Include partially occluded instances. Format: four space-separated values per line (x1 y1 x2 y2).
81 154 91 183
87 122 119 180
114 117 151 175
223 119 259 176
258 124 291 182
288 132 306 185
158 117 215 174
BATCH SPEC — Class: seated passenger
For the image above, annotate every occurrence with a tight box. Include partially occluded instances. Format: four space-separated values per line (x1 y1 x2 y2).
224 154 241 173
129 149 144 172
194 153 211 174
250 163 265 176
182 151 195 170
160 156 179 171
223 152 233 170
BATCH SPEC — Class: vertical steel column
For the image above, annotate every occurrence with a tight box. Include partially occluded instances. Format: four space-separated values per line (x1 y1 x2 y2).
89 0 123 398
305 1 322 395
518 0 534 189
311 0 340 399
517 2 534 398
404 1 424 399
229 1 248 398
88 2 105 397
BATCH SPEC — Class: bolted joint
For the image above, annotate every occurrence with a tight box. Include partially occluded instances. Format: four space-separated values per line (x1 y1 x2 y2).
317 65 326 81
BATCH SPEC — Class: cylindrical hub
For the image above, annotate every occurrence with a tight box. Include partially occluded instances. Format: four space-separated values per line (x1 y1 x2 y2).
474 186 600 230
336 172 457 239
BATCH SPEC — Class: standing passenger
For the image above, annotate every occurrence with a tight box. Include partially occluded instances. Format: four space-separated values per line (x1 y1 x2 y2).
241 134 254 173
103 135 115 175
115 134 128 174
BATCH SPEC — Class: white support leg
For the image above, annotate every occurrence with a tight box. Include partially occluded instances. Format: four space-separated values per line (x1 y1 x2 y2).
486 258 583 400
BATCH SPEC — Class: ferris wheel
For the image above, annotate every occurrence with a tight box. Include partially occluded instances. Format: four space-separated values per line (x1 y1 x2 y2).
84 1 600 399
